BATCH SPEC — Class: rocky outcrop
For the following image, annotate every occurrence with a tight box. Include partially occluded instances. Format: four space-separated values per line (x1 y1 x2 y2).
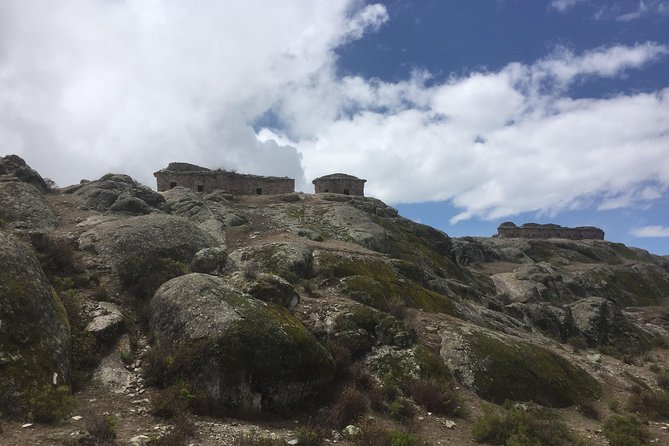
0 154 48 191
440 324 600 407
69 173 167 214
226 272 300 310
0 178 57 231
79 214 218 269
229 243 314 283
150 273 335 411
569 297 650 353
0 229 71 417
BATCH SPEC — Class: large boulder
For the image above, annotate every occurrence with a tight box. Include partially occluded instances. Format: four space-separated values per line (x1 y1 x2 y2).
0 154 48 191
79 214 218 269
71 173 167 214
226 272 300 310
0 178 57 231
440 324 600 407
150 273 335 411
0 230 71 417
569 297 650 353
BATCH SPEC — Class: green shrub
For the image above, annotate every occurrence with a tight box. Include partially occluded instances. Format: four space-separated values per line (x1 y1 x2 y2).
388 398 416 422
656 371 669 390
603 414 650 446
85 414 117 445
29 384 77 423
153 412 196 446
579 401 601 420
295 427 324 446
151 384 196 418
235 434 287 445
473 405 588 446
349 421 427 446
118 253 190 299
325 386 369 428
627 388 669 420
29 233 77 278
406 378 464 417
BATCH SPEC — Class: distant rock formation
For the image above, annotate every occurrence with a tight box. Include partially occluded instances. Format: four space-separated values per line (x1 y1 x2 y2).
497 222 604 240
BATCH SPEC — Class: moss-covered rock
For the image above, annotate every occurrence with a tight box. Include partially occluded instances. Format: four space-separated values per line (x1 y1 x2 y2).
226 271 300 310
441 326 600 407
150 273 334 412
316 251 457 315
0 230 71 418
229 243 313 283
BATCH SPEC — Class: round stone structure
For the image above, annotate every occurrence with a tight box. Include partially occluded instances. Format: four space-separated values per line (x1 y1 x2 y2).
312 173 366 196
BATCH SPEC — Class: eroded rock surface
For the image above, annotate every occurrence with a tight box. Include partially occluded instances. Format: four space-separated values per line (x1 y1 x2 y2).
0 230 71 416
150 273 335 411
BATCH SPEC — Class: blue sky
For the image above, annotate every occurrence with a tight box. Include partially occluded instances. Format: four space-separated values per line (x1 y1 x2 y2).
0 1 668 253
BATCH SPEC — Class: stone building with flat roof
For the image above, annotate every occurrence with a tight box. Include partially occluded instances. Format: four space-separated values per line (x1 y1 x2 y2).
154 162 294 195
497 222 604 240
312 173 366 196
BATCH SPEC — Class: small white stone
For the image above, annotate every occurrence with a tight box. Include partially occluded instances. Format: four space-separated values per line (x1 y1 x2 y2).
21 423 33 428
71 415 83 421
443 420 456 429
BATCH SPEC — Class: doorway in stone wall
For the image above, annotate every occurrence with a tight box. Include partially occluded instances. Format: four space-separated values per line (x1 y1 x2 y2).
256 188 262 195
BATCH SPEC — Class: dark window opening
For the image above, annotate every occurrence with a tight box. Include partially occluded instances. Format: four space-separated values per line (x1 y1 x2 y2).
197 185 204 192
256 188 262 195
343 189 350 195
169 181 177 189
325 189 329 192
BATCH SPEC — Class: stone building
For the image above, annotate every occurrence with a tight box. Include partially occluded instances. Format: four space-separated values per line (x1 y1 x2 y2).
154 162 294 195
497 222 605 240
312 173 366 196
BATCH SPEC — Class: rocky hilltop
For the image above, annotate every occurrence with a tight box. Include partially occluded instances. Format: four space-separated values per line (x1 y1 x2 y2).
2 155 669 445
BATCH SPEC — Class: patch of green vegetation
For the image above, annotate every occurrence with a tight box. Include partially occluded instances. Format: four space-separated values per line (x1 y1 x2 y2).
119 252 190 299
371 217 470 283
466 331 601 407
349 421 428 446
388 397 415 422
235 435 287 446
341 275 456 315
294 428 324 446
627 387 669 420
473 404 592 446
414 345 451 384
28 384 77 423
603 414 650 446
319 252 457 315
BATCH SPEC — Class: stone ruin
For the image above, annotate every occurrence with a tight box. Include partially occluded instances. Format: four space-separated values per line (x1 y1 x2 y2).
497 222 605 240
312 173 366 196
154 162 295 195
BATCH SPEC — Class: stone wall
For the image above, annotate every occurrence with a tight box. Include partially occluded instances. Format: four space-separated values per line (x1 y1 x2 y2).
313 173 366 196
154 163 294 195
497 222 605 240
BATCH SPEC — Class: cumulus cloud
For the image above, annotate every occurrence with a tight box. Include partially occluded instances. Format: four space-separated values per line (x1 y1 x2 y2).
0 0 387 187
1 2 668 226
270 42 669 222
630 226 669 237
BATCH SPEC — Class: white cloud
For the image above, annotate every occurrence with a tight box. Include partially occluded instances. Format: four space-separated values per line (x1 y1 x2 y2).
0 3 668 225
549 0 587 13
271 42 669 222
0 0 387 187
630 226 669 237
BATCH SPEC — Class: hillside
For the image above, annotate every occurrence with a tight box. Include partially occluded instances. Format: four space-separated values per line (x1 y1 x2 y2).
1 154 669 445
